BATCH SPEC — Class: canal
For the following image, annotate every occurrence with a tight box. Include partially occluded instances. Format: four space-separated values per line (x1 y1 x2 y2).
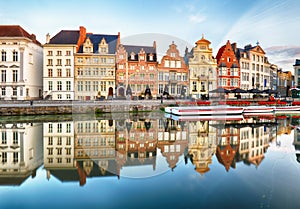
0 112 299 209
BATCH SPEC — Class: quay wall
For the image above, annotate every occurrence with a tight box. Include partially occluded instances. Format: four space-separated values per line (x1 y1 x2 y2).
0 100 177 116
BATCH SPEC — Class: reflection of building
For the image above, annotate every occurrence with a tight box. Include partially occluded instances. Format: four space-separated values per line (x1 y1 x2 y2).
277 69 293 97
0 123 43 185
116 42 158 99
158 42 189 98
215 124 240 171
0 25 43 100
157 118 188 170
43 121 76 182
75 120 117 185
115 118 157 171
185 35 217 99
187 121 217 175
277 117 291 136
74 32 119 100
293 127 300 163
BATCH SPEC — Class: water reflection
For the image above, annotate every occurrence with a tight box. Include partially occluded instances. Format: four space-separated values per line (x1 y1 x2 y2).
0 113 299 187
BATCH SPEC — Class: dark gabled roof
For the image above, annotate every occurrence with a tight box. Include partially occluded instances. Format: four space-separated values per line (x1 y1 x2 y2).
294 59 300 66
123 45 157 62
78 34 118 54
49 30 80 44
0 25 41 45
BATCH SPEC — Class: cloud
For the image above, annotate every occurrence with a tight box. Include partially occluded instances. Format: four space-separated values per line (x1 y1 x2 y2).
188 13 206 23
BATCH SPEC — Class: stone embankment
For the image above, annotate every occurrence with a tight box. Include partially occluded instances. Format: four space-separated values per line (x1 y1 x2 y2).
0 100 177 116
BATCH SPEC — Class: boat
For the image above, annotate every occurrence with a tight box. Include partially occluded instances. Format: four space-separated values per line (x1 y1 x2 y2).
244 105 274 113
164 113 244 121
275 105 300 113
164 105 244 116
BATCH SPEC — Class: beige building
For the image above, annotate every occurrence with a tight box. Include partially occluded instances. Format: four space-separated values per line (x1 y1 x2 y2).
185 35 217 99
74 33 119 100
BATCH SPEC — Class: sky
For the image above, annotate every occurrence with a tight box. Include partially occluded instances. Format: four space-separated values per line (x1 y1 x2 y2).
1 0 300 71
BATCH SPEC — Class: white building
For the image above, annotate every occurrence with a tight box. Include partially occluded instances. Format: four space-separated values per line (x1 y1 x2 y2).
0 123 43 185
0 25 43 100
234 43 271 90
43 26 87 100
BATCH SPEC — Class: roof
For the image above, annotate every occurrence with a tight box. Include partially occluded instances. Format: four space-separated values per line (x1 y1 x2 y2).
195 35 211 45
123 44 157 62
0 25 41 46
294 59 300 66
49 30 80 44
78 34 119 54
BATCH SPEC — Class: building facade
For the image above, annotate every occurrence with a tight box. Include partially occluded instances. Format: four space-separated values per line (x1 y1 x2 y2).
293 59 300 88
234 43 271 90
158 42 189 98
0 25 43 100
216 40 240 90
277 69 293 97
43 26 86 100
185 35 217 99
74 33 119 100
116 43 158 99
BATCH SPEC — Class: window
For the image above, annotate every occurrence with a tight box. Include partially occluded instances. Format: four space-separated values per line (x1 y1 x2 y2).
57 81 62 91
2 132 7 144
66 137 71 145
48 81 53 91
13 152 18 163
1 70 6 82
47 59 53 66
171 52 176 57
77 57 83 63
57 69 62 77
48 51 53 56
1 152 7 163
66 94 71 99
13 51 18 61
12 87 17 96
139 55 144 60
56 59 62 66
48 69 53 77
66 59 71 66
66 123 71 133
57 94 62 99
164 60 170 67
57 51 62 56
13 132 18 144
66 69 71 77
66 51 71 56
150 74 154 79
149 54 153 61
66 81 71 91
1 51 6 61
101 47 106 53
48 124 53 133
192 81 197 91
12 70 18 82
57 123 62 133
158 72 163 81
48 137 53 145
1 87 5 96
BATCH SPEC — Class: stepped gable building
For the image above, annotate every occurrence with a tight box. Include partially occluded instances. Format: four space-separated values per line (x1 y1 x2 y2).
74 32 119 100
43 26 85 100
233 42 271 90
185 35 217 99
0 25 43 100
216 40 240 90
116 42 158 99
158 41 189 98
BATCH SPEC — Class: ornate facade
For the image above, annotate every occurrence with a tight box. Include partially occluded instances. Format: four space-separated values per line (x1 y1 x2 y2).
116 43 158 99
158 42 189 98
185 35 217 99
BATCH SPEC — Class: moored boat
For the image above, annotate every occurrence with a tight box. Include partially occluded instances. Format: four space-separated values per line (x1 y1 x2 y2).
164 113 244 121
164 105 244 116
275 105 300 113
244 105 275 113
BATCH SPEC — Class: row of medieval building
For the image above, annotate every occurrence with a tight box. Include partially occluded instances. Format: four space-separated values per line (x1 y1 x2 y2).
0 25 295 101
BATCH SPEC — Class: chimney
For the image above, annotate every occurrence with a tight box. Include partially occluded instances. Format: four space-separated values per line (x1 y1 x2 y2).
77 26 87 52
116 32 121 50
30 34 36 41
153 41 156 49
46 33 50 44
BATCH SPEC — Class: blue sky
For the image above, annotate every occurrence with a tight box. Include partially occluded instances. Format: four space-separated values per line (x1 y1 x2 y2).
1 0 300 70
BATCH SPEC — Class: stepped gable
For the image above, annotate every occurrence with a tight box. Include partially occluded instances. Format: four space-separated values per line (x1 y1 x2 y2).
123 44 157 62
0 25 41 45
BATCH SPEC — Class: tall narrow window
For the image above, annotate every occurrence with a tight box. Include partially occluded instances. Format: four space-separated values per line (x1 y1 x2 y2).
13 70 18 82
48 81 53 91
66 81 71 91
13 51 18 62
1 51 6 61
1 70 6 82
57 81 62 91
57 69 62 77
48 69 53 77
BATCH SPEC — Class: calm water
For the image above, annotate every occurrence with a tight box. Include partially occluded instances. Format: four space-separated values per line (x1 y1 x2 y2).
0 112 300 209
